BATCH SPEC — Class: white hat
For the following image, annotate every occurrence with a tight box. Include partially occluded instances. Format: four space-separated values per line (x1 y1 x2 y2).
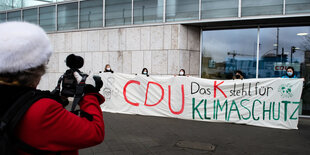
0 22 53 73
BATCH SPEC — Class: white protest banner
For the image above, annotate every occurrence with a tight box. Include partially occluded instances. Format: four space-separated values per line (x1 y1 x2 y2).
100 73 303 129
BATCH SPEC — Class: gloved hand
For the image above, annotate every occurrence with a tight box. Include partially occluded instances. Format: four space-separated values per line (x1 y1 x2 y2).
74 72 103 93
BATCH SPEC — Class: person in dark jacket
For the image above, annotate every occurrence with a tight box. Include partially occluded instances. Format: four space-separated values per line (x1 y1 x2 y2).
178 69 186 76
142 68 149 77
0 21 105 155
104 64 114 73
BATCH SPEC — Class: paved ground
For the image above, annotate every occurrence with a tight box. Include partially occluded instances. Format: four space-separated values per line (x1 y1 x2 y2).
79 112 310 155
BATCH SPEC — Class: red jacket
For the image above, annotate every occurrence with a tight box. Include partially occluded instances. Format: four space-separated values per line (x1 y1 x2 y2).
17 93 105 155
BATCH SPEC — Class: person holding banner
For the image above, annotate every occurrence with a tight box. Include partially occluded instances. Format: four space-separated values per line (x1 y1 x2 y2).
282 66 297 78
142 68 149 77
104 64 114 73
174 69 189 77
178 69 186 76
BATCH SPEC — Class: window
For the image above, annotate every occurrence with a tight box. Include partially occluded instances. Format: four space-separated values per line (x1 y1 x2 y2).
201 29 257 79
166 0 199 22
242 0 283 16
201 0 238 19
39 6 56 32
259 27 310 78
57 2 78 31
134 0 163 24
201 26 310 115
286 0 310 14
0 0 22 11
105 0 132 26
0 13 6 23
7 11 21 21
23 8 37 24
80 0 103 28
23 0 57 8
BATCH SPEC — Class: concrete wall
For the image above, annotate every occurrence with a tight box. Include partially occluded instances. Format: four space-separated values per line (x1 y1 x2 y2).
38 24 201 90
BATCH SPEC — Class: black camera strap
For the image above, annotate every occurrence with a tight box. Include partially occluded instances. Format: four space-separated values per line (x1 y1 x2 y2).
70 75 87 112
51 75 63 96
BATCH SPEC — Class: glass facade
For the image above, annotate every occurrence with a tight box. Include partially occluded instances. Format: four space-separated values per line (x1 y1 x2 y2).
201 29 257 79
201 26 310 115
23 0 58 8
80 0 103 28
201 0 238 19
0 0 22 11
286 0 310 14
0 0 59 11
134 0 163 24
57 2 78 31
242 0 283 16
0 13 6 22
7 10 21 21
166 0 199 22
23 8 37 24
105 0 132 26
258 27 310 79
39 6 56 32
1 0 310 31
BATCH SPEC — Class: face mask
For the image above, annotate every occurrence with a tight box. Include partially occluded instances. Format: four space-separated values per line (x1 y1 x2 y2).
106 68 111 71
179 71 184 75
143 72 147 75
287 72 293 76
236 75 241 79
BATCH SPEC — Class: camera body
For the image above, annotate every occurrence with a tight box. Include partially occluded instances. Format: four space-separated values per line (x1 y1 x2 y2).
60 54 87 97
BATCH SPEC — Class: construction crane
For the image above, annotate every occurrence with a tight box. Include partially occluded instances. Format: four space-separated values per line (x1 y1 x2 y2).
227 50 255 71
227 50 254 58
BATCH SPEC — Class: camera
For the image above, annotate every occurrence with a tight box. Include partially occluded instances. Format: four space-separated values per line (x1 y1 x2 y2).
52 54 88 99
61 54 88 97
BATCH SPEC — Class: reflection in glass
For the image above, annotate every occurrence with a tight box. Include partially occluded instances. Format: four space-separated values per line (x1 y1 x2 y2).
134 0 163 24
201 29 257 79
201 26 310 115
7 11 21 21
0 0 22 11
242 0 283 16
105 0 132 27
286 0 310 14
0 13 6 23
297 27 310 115
23 8 37 24
80 0 103 28
0 0 60 11
39 6 56 32
259 27 310 79
201 0 238 19
23 0 57 8
166 0 199 22
259 28 280 78
57 3 78 31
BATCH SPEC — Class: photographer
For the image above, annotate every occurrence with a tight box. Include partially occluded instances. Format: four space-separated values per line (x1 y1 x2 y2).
233 70 244 80
0 22 105 154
